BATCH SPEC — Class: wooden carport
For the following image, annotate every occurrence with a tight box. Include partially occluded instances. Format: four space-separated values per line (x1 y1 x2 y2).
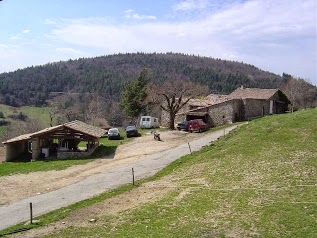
2 120 106 162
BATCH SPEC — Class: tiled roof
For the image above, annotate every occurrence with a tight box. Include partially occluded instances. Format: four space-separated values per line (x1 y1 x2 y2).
228 88 278 100
64 120 106 138
3 120 106 144
189 94 230 107
2 133 34 144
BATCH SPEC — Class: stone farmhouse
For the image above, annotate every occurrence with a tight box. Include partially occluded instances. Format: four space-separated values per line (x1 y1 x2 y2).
2 120 106 162
165 87 290 127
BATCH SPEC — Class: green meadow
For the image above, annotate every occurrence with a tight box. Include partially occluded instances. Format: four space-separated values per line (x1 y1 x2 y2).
1 109 316 237
45 109 317 237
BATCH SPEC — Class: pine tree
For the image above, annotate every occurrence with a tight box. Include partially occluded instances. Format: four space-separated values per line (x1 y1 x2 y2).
120 68 150 120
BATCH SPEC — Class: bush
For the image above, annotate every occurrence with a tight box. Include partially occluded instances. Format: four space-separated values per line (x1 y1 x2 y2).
7 112 28 121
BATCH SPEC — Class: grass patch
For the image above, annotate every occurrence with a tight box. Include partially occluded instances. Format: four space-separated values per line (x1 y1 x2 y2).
0 158 95 177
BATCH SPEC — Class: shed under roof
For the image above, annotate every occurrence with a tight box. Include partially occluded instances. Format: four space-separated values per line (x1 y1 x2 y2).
229 88 278 100
3 120 106 144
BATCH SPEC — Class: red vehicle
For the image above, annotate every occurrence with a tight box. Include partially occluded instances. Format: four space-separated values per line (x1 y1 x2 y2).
188 119 209 133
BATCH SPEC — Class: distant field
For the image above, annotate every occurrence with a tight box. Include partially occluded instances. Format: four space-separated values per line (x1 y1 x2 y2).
0 104 54 128
39 109 316 238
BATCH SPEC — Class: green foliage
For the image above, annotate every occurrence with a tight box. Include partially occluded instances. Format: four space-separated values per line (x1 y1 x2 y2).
0 53 285 107
120 68 150 119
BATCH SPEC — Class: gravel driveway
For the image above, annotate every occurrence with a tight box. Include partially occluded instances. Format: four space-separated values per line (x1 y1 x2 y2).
0 125 238 230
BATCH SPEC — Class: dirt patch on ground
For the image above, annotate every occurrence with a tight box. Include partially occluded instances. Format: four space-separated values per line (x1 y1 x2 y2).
9 177 179 238
0 130 202 206
4 130 206 237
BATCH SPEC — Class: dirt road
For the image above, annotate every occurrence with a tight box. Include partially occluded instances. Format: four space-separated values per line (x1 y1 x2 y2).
0 126 238 230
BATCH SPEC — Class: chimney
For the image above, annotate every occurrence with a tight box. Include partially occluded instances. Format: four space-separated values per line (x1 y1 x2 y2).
240 85 244 89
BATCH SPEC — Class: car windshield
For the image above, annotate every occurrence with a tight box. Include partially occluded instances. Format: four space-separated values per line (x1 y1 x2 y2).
126 126 136 130
109 128 119 133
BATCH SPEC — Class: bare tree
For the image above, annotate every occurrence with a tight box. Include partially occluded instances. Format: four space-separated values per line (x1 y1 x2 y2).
280 74 317 111
84 94 105 126
0 118 45 143
154 79 209 130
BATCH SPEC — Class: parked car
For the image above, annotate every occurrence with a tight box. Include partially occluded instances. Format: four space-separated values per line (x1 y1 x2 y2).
108 128 121 140
188 119 209 133
177 120 189 131
125 125 139 138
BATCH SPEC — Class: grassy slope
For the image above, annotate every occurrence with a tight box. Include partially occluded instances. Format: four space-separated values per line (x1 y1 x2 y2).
0 104 53 126
46 109 317 238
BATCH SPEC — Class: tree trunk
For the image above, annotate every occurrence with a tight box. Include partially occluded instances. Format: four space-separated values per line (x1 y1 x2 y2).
169 112 175 130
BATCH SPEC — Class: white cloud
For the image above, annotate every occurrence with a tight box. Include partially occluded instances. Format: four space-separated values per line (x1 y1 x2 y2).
0 44 9 49
55 47 81 54
46 0 315 82
0 0 315 84
9 36 20 40
44 19 57 25
124 9 157 20
173 0 210 11
22 29 30 34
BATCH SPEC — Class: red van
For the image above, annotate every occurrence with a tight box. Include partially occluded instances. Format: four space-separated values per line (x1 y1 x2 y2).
188 119 209 133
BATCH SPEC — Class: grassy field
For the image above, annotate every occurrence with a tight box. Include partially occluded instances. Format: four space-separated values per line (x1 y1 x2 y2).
0 104 54 127
39 109 316 238
1 110 316 237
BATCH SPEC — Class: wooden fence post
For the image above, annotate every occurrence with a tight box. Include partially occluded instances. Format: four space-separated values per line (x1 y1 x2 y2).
132 168 135 185
188 143 192 154
30 202 33 224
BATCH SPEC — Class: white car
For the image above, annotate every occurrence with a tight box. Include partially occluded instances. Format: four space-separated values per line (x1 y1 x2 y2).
108 128 121 140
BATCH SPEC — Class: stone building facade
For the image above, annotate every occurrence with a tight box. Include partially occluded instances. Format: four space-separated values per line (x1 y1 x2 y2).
162 87 290 128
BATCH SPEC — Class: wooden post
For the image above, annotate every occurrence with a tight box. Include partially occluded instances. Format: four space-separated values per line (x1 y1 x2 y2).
188 143 192 154
30 202 33 224
132 168 135 185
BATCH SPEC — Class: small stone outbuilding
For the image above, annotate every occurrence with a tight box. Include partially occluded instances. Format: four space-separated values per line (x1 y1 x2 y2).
2 120 106 162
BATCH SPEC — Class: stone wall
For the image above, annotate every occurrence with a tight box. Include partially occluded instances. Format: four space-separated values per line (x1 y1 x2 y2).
32 138 40 160
207 99 241 127
57 145 98 160
243 99 270 119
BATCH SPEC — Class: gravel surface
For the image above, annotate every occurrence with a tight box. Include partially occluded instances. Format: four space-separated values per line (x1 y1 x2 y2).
0 125 238 230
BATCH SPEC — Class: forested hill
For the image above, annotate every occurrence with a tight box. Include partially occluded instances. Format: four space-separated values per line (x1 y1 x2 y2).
0 52 283 107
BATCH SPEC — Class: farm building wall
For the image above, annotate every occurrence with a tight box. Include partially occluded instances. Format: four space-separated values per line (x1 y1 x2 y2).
243 99 270 120
270 93 288 114
207 99 241 127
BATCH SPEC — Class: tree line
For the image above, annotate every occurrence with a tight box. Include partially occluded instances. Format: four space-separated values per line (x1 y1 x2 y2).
0 52 283 107
0 53 316 129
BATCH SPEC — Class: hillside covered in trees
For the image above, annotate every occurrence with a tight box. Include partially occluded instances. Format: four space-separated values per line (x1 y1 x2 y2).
0 53 284 107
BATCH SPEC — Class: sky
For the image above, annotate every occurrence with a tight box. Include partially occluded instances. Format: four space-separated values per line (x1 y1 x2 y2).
0 0 316 85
